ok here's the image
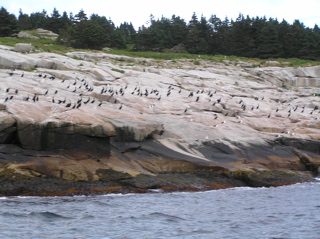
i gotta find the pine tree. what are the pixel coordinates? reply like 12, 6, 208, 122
48, 8, 62, 33
18, 9, 32, 30
72, 20, 108, 49
0, 7, 18, 36
29, 10, 48, 29
185, 13, 209, 54
257, 19, 283, 58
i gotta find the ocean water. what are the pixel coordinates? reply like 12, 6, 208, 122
1, 180, 320, 239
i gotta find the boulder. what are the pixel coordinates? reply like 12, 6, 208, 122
265, 60, 281, 67
18, 31, 39, 40
14, 43, 33, 53
36, 28, 58, 40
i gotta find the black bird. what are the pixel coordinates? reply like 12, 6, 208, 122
4, 97, 8, 102
5, 88, 10, 93
66, 101, 72, 107
54, 90, 58, 94
98, 101, 102, 107
217, 98, 221, 103
15, 89, 18, 94
119, 104, 123, 110
84, 98, 90, 104
196, 96, 199, 102
21, 73, 24, 77
157, 96, 161, 101
9, 72, 13, 76
9, 95, 13, 100
44, 90, 48, 95
184, 108, 188, 113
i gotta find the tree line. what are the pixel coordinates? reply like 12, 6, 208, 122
1, 6, 320, 60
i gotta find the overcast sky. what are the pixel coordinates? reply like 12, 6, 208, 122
2, 0, 320, 29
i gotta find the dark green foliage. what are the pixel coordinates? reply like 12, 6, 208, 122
0, 7, 18, 36
72, 20, 108, 49
29, 10, 48, 29
119, 22, 136, 44
18, 9, 32, 30
2, 6, 320, 59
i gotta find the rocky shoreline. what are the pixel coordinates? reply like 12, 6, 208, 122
1, 45, 320, 196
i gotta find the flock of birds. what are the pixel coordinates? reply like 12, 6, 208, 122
1, 69, 320, 138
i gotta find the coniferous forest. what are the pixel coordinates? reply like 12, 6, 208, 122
1, 6, 320, 60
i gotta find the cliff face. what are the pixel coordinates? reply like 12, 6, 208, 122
0, 47, 320, 196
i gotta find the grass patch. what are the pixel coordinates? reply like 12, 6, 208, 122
25, 67, 37, 71
111, 68, 125, 74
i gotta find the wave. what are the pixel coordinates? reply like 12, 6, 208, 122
29, 211, 73, 220
147, 212, 187, 222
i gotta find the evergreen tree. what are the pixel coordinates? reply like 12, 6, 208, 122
74, 9, 88, 22
170, 15, 188, 46
29, 10, 48, 29
47, 8, 62, 33
229, 14, 255, 57
72, 20, 108, 49
0, 7, 18, 36
119, 22, 136, 44
18, 9, 32, 30
185, 13, 209, 54
257, 19, 283, 58
110, 29, 127, 49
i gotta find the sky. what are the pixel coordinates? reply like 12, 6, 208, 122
2, 0, 320, 29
